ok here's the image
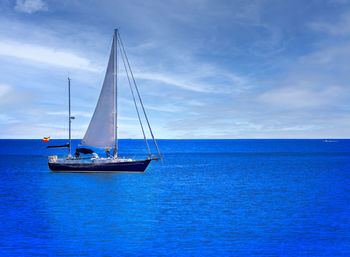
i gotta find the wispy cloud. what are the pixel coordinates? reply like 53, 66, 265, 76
0, 114, 18, 124
47, 111, 91, 118
15, 0, 48, 14
47, 111, 138, 121
327, 0, 350, 4
119, 98, 183, 113
128, 61, 250, 95
309, 11, 350, 36
258, 84, 343, 109
0, 84, 11, 98
0, 83, 34, 107
0, 40, 100, 72
134, 72, 213, 93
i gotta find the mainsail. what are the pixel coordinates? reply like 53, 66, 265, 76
81, 35, 117, 148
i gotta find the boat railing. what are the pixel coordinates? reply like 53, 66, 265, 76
48, 155, 57, 163
148, 154, 162, 161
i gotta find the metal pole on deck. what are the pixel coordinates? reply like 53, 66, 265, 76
68, 77, 72, 159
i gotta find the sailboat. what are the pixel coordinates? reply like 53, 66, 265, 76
48, 29, 161, 172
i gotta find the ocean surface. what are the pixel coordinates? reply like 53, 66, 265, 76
0, 139, 349, 256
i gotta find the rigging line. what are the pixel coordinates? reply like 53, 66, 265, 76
117, 31, 162, 159
117, 37, 151, 156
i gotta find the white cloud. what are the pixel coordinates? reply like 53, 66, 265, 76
134, 72, 213, 93
120, 98, 183, 113
0, 114, 18, 124
309, 11, 350, 36
0, 40, 100, 72
47, 111, 138, 121
299, 44, 350, 69
0, 84, 11, 98
328, 0, 350, 4
131, 67, 249, 94
15, 0, 48, 14
0, 83, 34, 107
258, 84, 342, 109
47, 111, 91, 118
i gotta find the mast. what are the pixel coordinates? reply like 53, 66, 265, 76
68, 77, 72, 159
113, 29, 118, 158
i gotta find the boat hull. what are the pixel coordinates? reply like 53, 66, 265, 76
48, 159, 152, 173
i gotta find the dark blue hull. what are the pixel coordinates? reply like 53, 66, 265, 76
48, 159, 152, 173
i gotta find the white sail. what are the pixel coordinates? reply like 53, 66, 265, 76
80, 36, 116, 148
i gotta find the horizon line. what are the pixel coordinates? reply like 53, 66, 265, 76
0, 138, 349, 140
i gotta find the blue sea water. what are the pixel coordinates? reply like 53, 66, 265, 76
0, 139, 349, 256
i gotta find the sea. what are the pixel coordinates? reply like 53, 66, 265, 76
0, 139, 349, 256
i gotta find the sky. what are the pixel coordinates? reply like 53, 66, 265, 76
0, 0, 350, 139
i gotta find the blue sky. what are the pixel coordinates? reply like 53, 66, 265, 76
0, 0, 349, 139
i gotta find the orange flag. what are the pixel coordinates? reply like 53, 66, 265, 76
43, 137, 50, 142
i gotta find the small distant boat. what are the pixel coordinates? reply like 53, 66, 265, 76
48, 29, 161, 173
323, 139, 337, 143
